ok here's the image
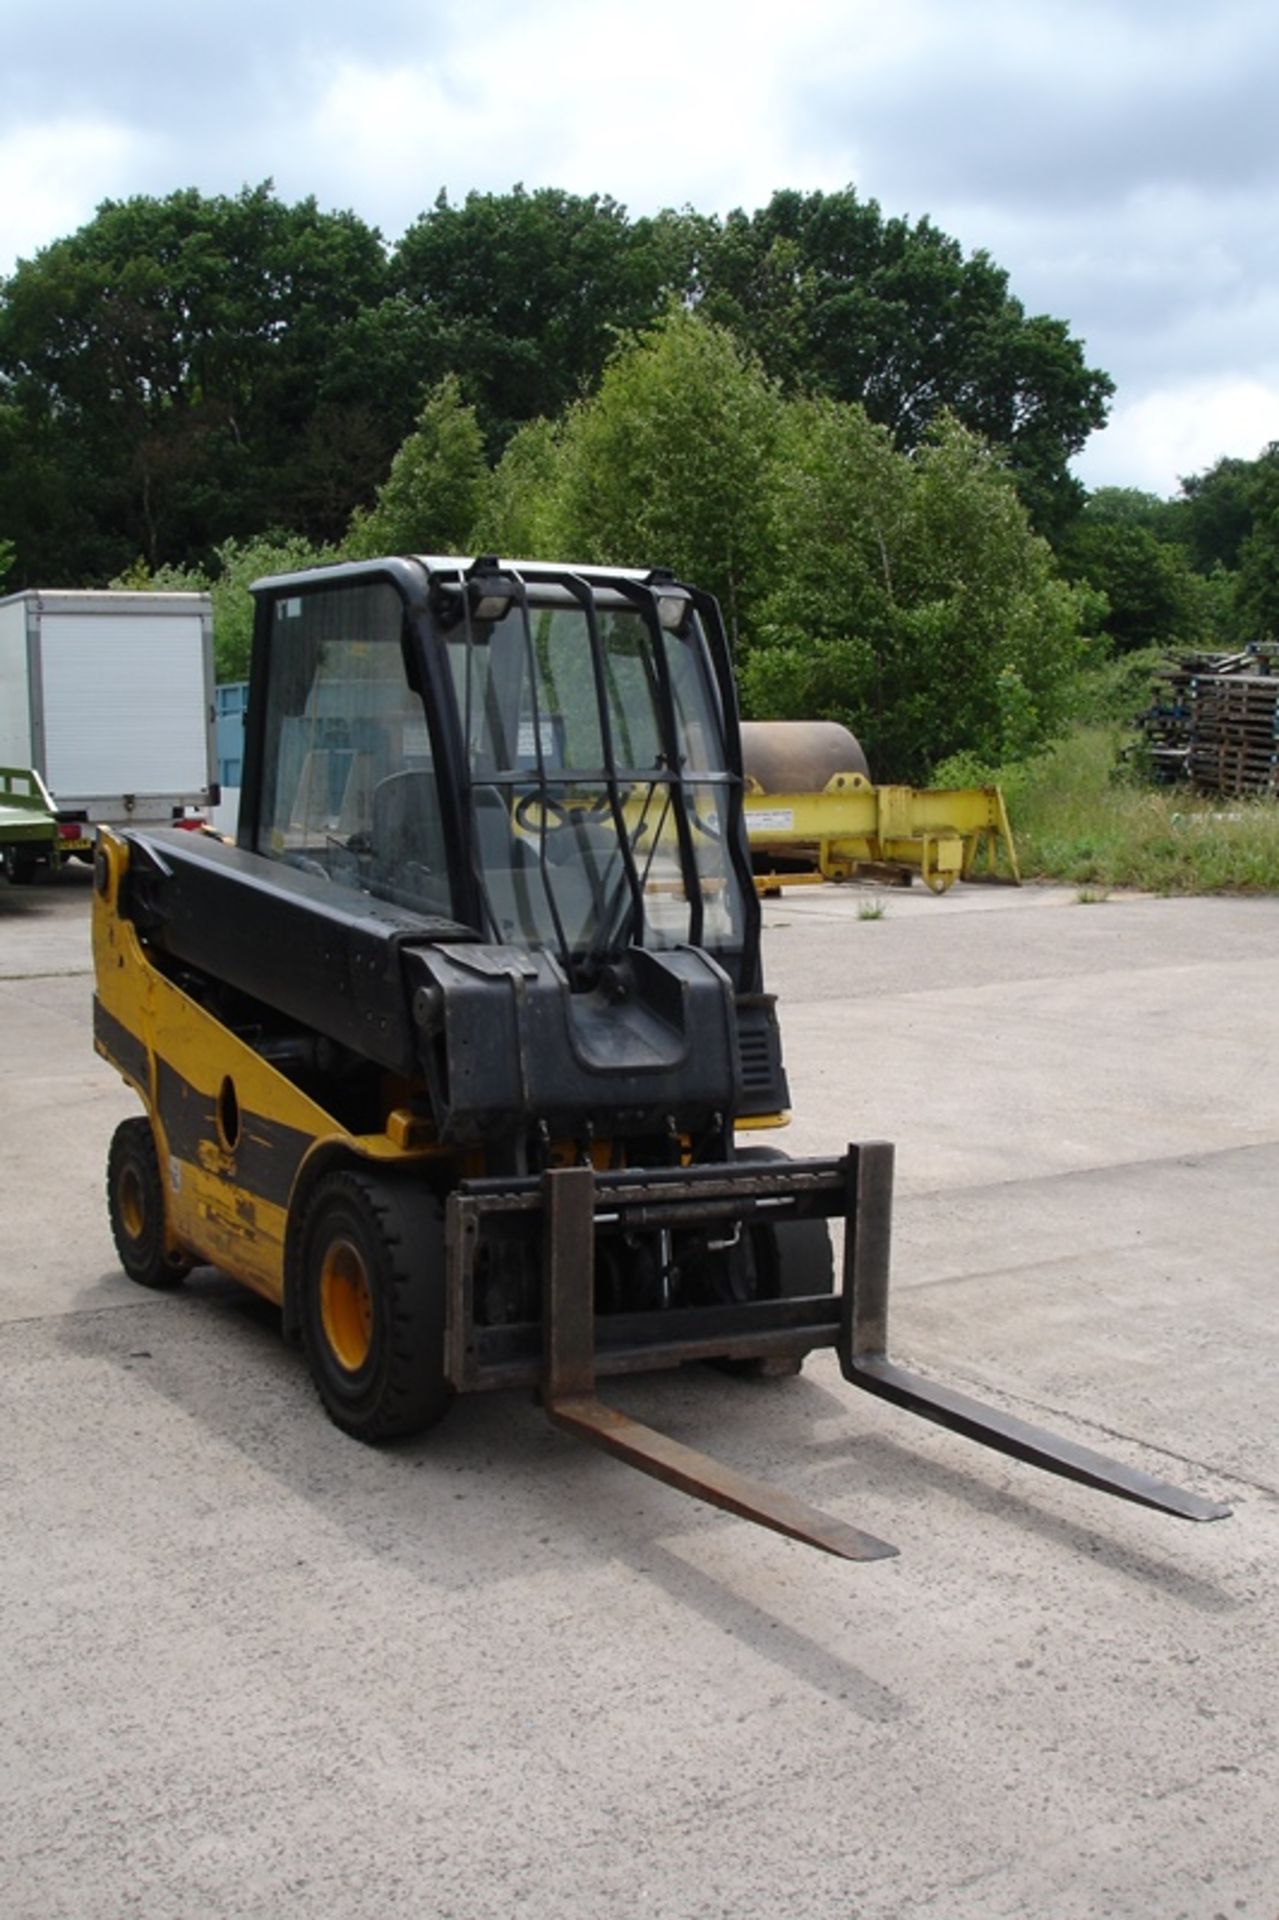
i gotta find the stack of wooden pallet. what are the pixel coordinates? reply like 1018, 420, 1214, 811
1140, 663, 1198, 785
1138, 648, 1279, 795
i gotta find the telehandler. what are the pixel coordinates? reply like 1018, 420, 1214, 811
93, 556, 1226, 1558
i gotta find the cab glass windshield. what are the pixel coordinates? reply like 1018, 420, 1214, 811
445, 596, 746, 968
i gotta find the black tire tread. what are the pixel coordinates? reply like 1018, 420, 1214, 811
736, 1146, 835, 1299
723, 1146, 833, 1378
298, 1168, 451, 1445
106, 1116, 191, 1289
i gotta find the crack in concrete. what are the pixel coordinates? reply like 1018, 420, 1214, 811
0, 968, 93, 982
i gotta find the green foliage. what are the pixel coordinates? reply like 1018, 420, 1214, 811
1129, 439, 1279, 645
745, 408, 1085, 781
994, 665, 1041, 763
345, 377, 487, 559
1063, 645, 1169, 729
0, 537, 13, 592
984, 727, 1279, 894
0, 184, 391, 577
391, 188, 698, 450
1143, 444, 1279, 647
0, 179, 1113, 586
21, 178, 1246, 803
1079, 485, 1185, 540
1058, 511, 1213, 653
116, 531, 335, 681
697, 187, 1112, 534
111, 554, 207, 594
0, 392, 112, 585
472, 312, 1086, 783
531, 311, 784, 648
1177, 453, 1268, 573
471, 419, 565, 557
209, 534, 339, 680
1056, 455, 1279, 663
1047, 447, 1279, 664
1232, 453, 1279, 642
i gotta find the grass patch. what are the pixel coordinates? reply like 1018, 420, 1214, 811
938, 726, 1279, 894
857, 900, 887, 920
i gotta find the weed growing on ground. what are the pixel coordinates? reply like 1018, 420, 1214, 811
936, 726, 1279, 894
857, 900, 887, 920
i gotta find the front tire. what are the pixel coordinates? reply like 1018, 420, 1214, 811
738, 1146, 835, 1300
730, 1146, 834, 1377
106, 1117, 191, 1288
298, 1169, 452, 1443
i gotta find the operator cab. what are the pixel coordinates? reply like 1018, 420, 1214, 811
243, 555, 760, 993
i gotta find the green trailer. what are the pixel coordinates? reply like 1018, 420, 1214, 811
0, 765, 58, 883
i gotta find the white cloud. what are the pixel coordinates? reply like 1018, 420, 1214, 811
283, 0, 863, 231
3, 0, 1279, 497
1075, 377, 1279, 494
0, 118, 159, 270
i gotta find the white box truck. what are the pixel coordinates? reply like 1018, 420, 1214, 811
0, 589, 218, 877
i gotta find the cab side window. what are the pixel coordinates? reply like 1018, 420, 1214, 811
256, 583, 451, 917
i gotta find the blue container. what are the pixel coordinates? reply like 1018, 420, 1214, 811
215, 681, 248, 789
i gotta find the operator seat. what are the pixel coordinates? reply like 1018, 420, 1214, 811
472, 785, 601, 952
370, 770, 450, 916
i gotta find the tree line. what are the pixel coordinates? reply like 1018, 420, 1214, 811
0, 179, 1108, 585
2, 181, 1277, 783
113, 320, 1092, 785
1056, 453, 1279, 659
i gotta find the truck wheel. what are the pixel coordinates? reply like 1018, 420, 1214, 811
106, 1117, 192, 1288
738, 1147, 835, 1300
731, 1146, 835, 1378
298, 1169, 453, 1443
4, 850, 38, 885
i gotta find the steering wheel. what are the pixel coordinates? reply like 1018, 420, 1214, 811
579, 791, 623, 822
514, 790, 632, 833
514, 791, 569, 833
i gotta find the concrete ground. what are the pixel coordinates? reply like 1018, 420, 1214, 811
1, 866, 1275, 1919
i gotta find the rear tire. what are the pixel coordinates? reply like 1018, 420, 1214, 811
106, 1117, 191, 1289
298, 1169, 452, 1443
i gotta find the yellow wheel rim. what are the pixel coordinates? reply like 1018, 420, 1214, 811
119, 1164, 146, 1241
320, 1238, 374, 1372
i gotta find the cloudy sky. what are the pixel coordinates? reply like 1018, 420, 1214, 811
4, 0, 1277, 497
